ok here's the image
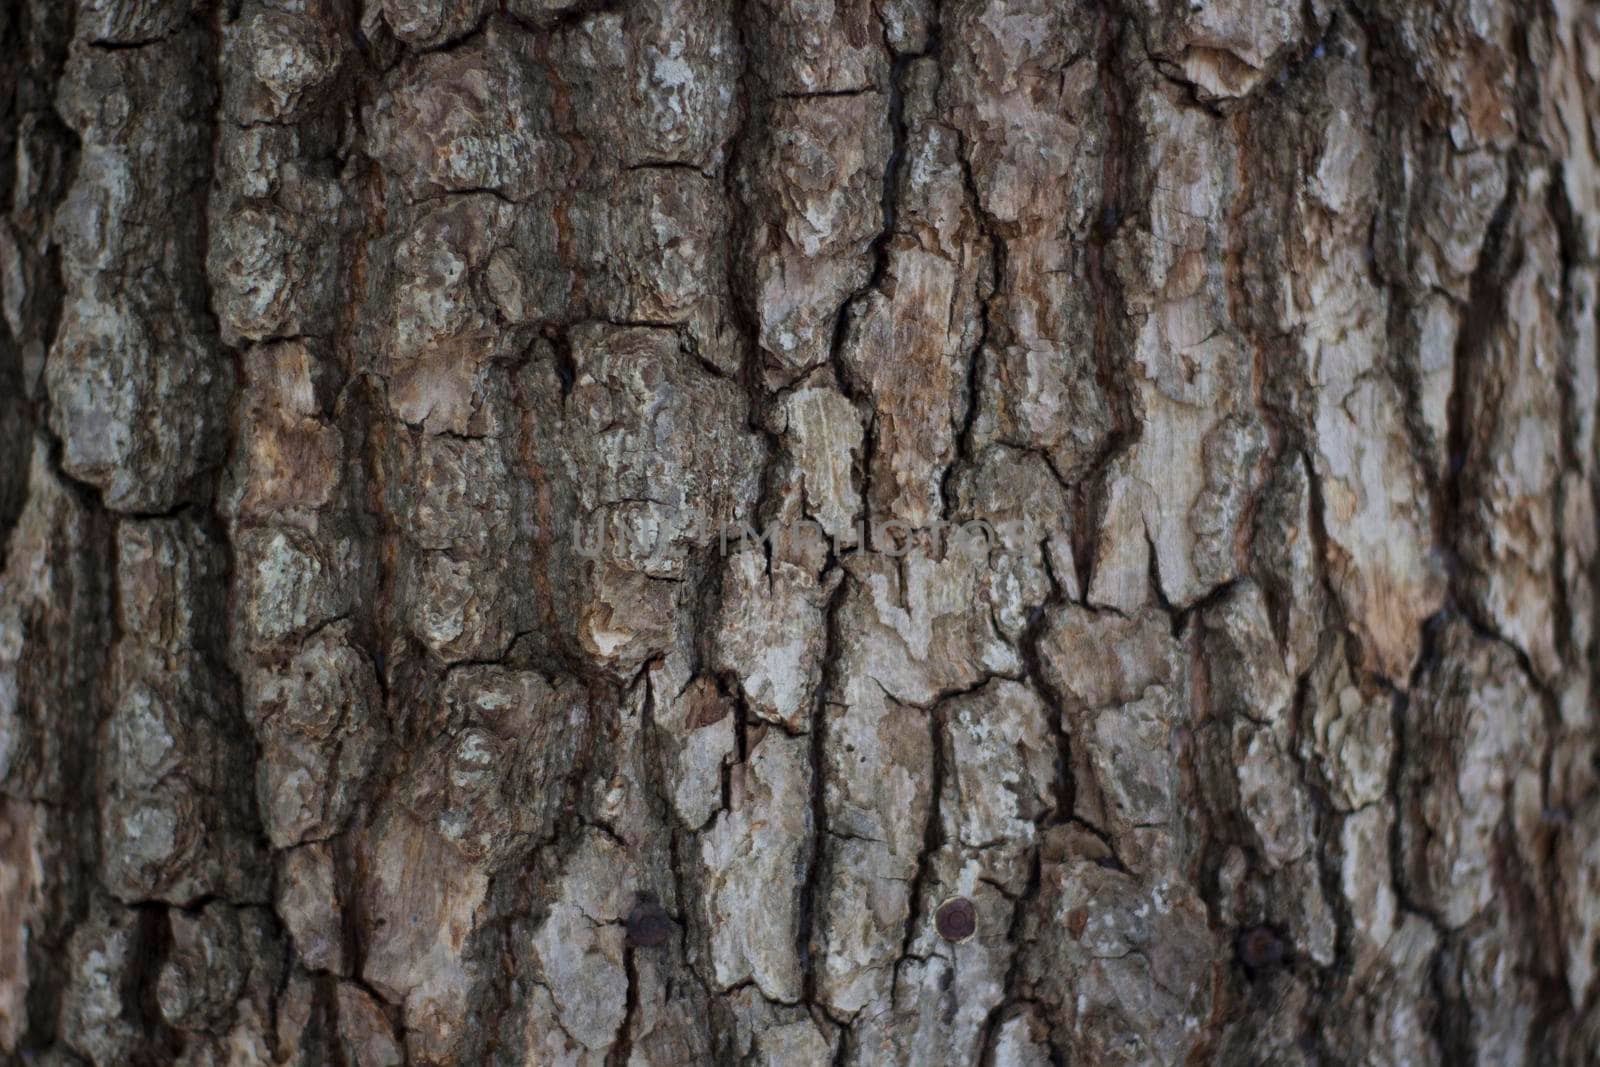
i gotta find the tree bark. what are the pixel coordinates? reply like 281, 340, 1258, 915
2, 0, 1599, 1064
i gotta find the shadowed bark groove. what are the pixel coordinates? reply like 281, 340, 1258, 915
2, 0, 1599, 1064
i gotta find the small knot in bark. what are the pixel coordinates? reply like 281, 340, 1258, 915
626, 899, 673, 948
1236, 924, 1287, 971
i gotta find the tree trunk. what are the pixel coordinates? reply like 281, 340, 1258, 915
2, 0, 1599, 1063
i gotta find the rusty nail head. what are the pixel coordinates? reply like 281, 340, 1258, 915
626, 900, 673, 949
935, 897, 977, 943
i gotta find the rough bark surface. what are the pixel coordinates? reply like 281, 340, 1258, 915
2, 0, 1599, 1064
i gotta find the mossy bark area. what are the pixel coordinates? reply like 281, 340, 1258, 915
2, 0, 1599, 1064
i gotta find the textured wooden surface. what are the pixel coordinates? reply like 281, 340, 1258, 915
2, 0, 1599, 1063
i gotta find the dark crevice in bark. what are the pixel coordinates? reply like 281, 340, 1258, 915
1547, 236, 1584, 681
800, 569, 853, 1008
606, 944, 641, 1067
1145, 63, 1231, 118
15, 0, 90, 519
499, 0, 625, 39
200, 0, 281, 934
1072, 0, 1141, 605
774, 87, 879, 100
722, 0, 786, 554
3, 2, 111, 1060
1441, 170, 1519, 593
828, 1014, 853, 1067
1434, 166, 1575, 1044
1019, 544, 1078, 833
940, 274, 994, 526
1290, 667, 1362, 1058
974, 847, 1043, 1067
823, 45, 916, 537
893, 696, 947, 1001
1293, 448, 1353, 675
1388, 613, 1457, 1061
128, 902, 184, 1065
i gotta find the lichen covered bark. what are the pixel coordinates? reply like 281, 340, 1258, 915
2, 0, 1599, 1064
